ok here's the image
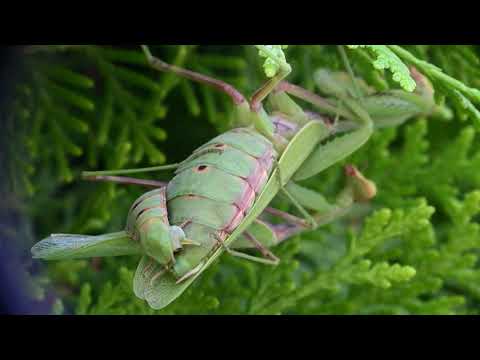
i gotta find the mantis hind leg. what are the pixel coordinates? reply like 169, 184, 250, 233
229, 178, 373, 263
82, 164, 180, 178
279, 186, 318, 229
81, 164, 180, 187
271, 157, 318, 229
83, 175, 167, 188
222, 247, 280, 266
243, 231, 280, 264
215, 233, 279, 266
282, 165, 376, 231
142, 45, 246, 106
238, 166, 377, 250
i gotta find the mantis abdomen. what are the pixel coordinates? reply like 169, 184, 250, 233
166, 127, 278, 278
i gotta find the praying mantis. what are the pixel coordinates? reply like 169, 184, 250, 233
31, 45, 437, 310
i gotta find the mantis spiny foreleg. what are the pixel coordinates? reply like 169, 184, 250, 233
276, 47, 375, 182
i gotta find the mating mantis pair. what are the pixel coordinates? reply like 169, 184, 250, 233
32, 45, 437, 310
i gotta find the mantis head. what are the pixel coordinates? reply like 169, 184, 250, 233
140, 223, 187, 267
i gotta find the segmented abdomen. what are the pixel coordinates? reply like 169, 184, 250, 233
166, 128, 277, 276
126, 188, 169, 242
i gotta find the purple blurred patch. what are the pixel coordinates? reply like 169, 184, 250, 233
0, 46, 59, 315
0, 242, 54, 315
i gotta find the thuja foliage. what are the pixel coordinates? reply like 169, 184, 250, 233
14, 45, 480, 315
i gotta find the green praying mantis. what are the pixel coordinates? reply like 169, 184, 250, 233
31, 45, 439, 310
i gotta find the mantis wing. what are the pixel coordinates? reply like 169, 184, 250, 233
31, 232, 142, 260
143, 268, 201, 310
134, 255, 196, 309
133, 256, 161, 299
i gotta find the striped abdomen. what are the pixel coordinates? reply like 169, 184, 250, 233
126, 188, 170, 242
166, 127, 277, 277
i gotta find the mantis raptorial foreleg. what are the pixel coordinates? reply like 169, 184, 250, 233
295, 109, 373, 182
268, 46, 374, 183
274, 82, 374, 181
265, 86, 374, 227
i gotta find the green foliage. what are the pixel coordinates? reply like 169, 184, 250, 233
15, 45, 480, 314
390, 45, 480, 129
348, 45, 417, 92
